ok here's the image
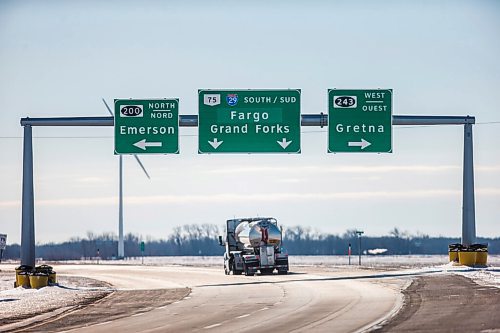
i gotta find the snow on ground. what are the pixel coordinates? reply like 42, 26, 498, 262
436, 262, 500, 288
0, 255, 498, 327
0, 272, 112, 326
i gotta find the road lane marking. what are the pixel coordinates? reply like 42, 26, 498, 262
236, 314, 250, 319
94, 321, 112, 326
258, 307, 269, 311
132, 313, 145, 317
204, 323, 222, 329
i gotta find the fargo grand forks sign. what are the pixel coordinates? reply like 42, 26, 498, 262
198, 90, 301, 153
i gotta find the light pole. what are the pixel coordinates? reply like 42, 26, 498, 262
348, 243, 352, 265
356, 230, 364, 265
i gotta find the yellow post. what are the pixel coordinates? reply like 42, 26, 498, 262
29, 274, 48, 289
458, 251, 476, 266
48, 272, 57, 284
17, 272, 31, 288
475, 251, 488, 265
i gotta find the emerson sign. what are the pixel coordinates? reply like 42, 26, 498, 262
114, 99, 179, 154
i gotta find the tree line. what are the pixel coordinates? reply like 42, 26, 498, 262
2, 225, 499, 260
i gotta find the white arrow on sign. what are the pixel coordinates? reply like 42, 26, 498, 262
208, 138, 223, 149
277, 138, 292, 149
133, 139, 163, 151
348, 138, 371, 150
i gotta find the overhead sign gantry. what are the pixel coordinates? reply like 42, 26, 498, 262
18, 90, 477, 267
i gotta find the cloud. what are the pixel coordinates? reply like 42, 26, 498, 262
1, 188, 499, 208
476, 165, 500, 172
203, 164, 463, 175
76, 177, 110, 183
276, 178, 305, 184
201, 164, 500, 176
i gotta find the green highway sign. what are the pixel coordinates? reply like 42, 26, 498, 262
328, 89, 392, 153
198, 90, 301, 153
140, 241, 145, 252
114, 99, 179, 154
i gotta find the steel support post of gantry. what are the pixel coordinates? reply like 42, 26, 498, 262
20, 124, 35, 267
462, 123, 476, 246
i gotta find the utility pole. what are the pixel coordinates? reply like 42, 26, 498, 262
348, 243, 352, 265
140, 241, 145, 265
356, 230, 364, 265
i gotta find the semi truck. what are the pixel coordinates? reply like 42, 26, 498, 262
218, 217, 289, 276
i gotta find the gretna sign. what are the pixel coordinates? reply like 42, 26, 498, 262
328, 89, 392, 153
198, 90, 301, 153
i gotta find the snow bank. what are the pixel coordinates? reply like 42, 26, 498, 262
0, 272, 112, 327
436, 262, 500, 288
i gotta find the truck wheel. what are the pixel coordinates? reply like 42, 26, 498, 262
243, 264, 254, 276
260, 268, 273, 275
232, 262, 242, 275
278, 270, 288, 275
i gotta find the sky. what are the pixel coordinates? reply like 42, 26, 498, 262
0, 0, 499, 244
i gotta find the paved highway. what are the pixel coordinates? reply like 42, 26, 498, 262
48, 265, 403, 333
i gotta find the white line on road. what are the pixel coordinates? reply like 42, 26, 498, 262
236, 314, 251, 319
204, 323, 222, 329
94, 321, 112, 326
60, 320, 112, 333
258, 307, 269, 311
131, 313, 144, 317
